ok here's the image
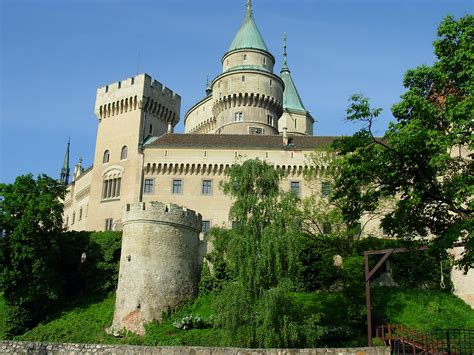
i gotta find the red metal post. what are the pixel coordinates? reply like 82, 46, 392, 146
365, 252, 372, 346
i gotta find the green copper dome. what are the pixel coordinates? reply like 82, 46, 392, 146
228, 1, 269, 53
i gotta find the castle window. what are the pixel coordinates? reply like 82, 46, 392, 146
234, 112, 243, 122
201, 220, 211, 235
172, 179, 183, 194
202, 179, 212, 195
131, 77, 135, 85
144, 178, 154, 194
241, 75, 245, 82
79, 207, 83, 221
121, 146, 128, 160
72, 212, 75, 225
323, 222, 332, 235
290, 181, 300, 198
321, 181, 331, 198
118, 81, 121, 89
249, 126, 263, 135
270, 79, 272, 87
203, 150, 207, 158
149, 124, 153, 135
102, 176, 121, 200
103, 150, 110, 164
267, 115, 274, 126
263, 56, 266, 64
105, 85, 109, 93
105, 218, 113, 231
65, 215, 69, 227
243, 54, 247, 61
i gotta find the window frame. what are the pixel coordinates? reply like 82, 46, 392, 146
103, 150, 110, 164
121, 145, 128, 160
290, 181, 301, 198
172, 179, 183, 194
201, 220, 211, 235
143, 178, 155, 194
201, 179, 212, 195
234, 112, 243, 122
105, 218, 114, 231
321, 181, 331, 198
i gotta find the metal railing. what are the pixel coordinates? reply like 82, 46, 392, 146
376, 324, 474, 354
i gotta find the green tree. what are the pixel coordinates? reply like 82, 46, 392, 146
331, 15, 473, 270
0, 174, 66, 336
211, 159, 324, 348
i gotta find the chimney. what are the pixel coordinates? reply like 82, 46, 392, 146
282, 127, 288, 146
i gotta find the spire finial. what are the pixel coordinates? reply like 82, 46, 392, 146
246, 0, 252, 17
60, 137, 71, 185
283, 32, 288, 65
205, 75, 212, 96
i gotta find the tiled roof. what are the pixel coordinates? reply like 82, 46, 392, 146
144, 133, 338, 151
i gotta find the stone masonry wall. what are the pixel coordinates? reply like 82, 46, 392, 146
0, 341, 390, 354
111, 202, 202, 335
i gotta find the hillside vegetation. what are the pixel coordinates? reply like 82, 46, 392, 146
3, 288, 473, 346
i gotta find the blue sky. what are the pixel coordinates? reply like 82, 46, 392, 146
0, 0, 471, 183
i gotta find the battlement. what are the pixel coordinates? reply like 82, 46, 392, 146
96, 74, 180, 100
94, 73, 181, 123
122, 201, 201, 232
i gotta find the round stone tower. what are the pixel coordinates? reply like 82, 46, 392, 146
212, 0, 284, 135
111, 201, 202, 335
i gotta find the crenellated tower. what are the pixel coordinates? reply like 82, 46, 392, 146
85, 73, 181, 231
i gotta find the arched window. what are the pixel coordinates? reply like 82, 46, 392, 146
103, 150, 110, 163
121, 145, 128, 160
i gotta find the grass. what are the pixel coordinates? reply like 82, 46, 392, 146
372, 287, 474, 330
16, 293, 118, 344
2, 288, 473, 346
13, 292, 226, 346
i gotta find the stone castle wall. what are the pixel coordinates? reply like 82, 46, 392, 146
0, 341, 390, 354
111, 202, 202, 335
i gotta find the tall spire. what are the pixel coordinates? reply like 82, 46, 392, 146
246, 0, 252, 17
283, 32, 288, 70
60, 138, 70, 185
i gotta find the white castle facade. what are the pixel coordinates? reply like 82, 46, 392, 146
62, 1, 381, 236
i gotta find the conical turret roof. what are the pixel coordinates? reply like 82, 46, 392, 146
280, 34, 306, 112
228, 1, 269, 53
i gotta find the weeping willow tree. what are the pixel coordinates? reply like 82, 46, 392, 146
209, 159, 324, 348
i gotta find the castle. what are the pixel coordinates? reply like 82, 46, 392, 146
60, 1, 473, 325
62, 0, 385, 237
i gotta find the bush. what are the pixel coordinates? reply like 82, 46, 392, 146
58, 231, 122, 298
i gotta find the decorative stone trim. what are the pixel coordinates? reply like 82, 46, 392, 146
144, 162, 328, 178
74, 185, 90, 201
